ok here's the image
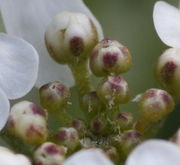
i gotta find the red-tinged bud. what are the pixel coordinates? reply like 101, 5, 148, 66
136, 88, 175, 122
7, 101, 48, 145
90, 39, 132, 77
34, 142, 67, 165
97, 75, 130, 106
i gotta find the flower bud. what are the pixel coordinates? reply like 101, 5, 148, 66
7, 101, 48, 145
45, 12, 98, 64
71, 120, 86, 137
137, 88, 175, 122
97, 75, 130, 106
170, 128, 180, 147
156, 48, 180, 99
81, 91, 104, 119
39, 81, 70, 113
90, 39, 132, 77
54, 127, 79, 152
120, 130, 142, 155
90, 114, 108, 136
34, 142, 67, 165
114, 112, 133, 131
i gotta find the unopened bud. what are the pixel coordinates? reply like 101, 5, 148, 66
71, 120, 86, 137
120, 130, 142, 155
156, 48, 180, 99
81, 91, 104, 119
114, 112, 133, 131
97, 75, 130, 106
90, 39, 132, 77
34, 142, 67, 165
54, 127, 79, 152
137, 88, 175, 122
7, 101, 48, 145
39, 81, 70, 113
90, 114, 108, 136
45, 12, 98, 64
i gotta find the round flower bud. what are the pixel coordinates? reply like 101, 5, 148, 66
90, 39, 132, 77
90, 114, 108, 136
81, 91, 104, 119
7, 101, 48, 145
114, 112, 133, 131
156, 48, 180, 99
97, 76, 130, 106
34, 142, 67, 165
71, 120, 86, 137
137, 88, 175, 122
45, 12, 98, 64
39, 81, 70, 113
54, 127, 79, 152
120, 130, 142, 155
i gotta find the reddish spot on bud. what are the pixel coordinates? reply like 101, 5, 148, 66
44, 145, 59, 155
30, 104, 46, 117
124, 131, 141, 140
109, 76, 122, 92
117, 112, 128, 121
161, 61, 177, 84
146, 89, 156, 98
56, 84, 66, 96
57, 130, 67, 141
72, 120, 80, 128
120, 46, 129, 56
26, 125, 44, 137
161, 92, 171, 104
92, 119, 102, 134
103, 53, 118, 67
70, 36, 84, 56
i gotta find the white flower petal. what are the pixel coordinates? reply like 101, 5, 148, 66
63, 149, 114, 165
0, 147, 31, 165
0, 88, 10, 131
0, 33, 39, 99
153, 1, 180, 48
0, 0, 104, 87
126, 139, 180, 165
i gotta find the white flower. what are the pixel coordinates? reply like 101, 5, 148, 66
0, 146, 31, 165
63, 148, 114, 165
0, 33, 39, 130
0, 0, 104, 88
153, 1, 180, 48
125, 139, 180, 165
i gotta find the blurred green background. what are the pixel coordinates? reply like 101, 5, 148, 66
0, 0, 179, 138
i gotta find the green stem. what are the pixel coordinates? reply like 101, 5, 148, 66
179, 0, 180, 9
69, 60, 92, 96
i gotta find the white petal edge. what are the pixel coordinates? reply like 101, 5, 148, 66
0, 33, 39, 99
153, 1, 180, 48
0, 147, 31, 165
0, 0, 104, 88
125, 139, 180, 165
63, 149, 114, 165
0, 88, 10, 131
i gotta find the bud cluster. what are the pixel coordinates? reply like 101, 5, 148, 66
2, 11, 177, 165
